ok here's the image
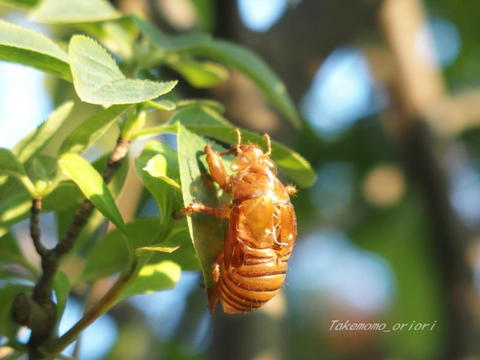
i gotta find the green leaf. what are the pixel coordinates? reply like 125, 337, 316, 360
147, 219, 200, 271
0, 180, 80, 238
177, 124, 225, 287
145, 99, 176, 111
166, 57, 228, 88
0, 149, 36, 195
0, 232, 23, 264
189, 0, 214, 32
169, 105, 231, 126
186, 40, 301, 128
136, 244, 180, 255
173, 106, 315, 187
43, 181, 83, 212
131, 14, 210, 52
0, 193, 31, 236
69, 35, 177, 106
135, 141, 181, 225
0, 0, 39, 9
136, 106, 316, 187
56, 153, 130, 244
0, 19, 70, 80
176, 98, 225, 113
60, 104, 130, 154
53, 271, 70, 321
0, 153, 129, 236
143, 155, 181, 189
58, 153, 126, 233
157, 222, 200, 271
118, 260, 181, 301
78, 18, 139, 60
81, 218, 156, 280
12, 102, 74, 163
26, 155, 59, 196
30, 0, 121, 23
82, 217, 192, 280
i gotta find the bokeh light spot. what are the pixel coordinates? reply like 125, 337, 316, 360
59, 298, 117, 360
237, 0, 288, 32
314, 162, 354, 218
288, 230, 395, 316
416, 16, 461, 68
301, 47, 380, 137
363, 164, 406, 207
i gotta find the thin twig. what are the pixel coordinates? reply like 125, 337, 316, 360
30, 198, 46, 257
45, 259, 138, 359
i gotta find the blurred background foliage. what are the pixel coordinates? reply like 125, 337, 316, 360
2, 0, 480, 359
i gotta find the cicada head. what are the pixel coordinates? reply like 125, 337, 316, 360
231, 145, 275, 173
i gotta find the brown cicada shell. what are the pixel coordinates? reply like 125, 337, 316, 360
179, 129, 297, 314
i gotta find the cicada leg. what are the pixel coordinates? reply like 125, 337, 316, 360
177, 203, 231, 219
204, 145, 232, 193
204, 128, 243, 192
263, 132, 272, 156
207, 251, 225, 314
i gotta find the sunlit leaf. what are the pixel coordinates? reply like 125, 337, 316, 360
0, 153, 129, 235
186, 40, 301, 128
143, 154, 181, 189
0, 193, 31, 237
166, 57, 228, 88
81, 217, 196, 280
59, 104, 130, 154
148, 219, 200, 271
136, 245, 180, 254
30, 0, 121, 23
131, 14, 210, 51
77, 18, 139, 60
0, 149, 36, 195
82, 218, 161, 280
0, 19, 70, 80
27, 155, 59, 196
12, 101, 74, 163
58, 153, 126, 233
0, 0, 39, 8
0, 232, 23, 264
177, 124, 225, 287
69, 35, 177, 105
176, 98, 225, 113
118, 260, 181, 301
135, 141, 181, 225
146, 99, 176, 111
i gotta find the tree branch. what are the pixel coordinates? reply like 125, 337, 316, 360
15, 137, 131, 359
